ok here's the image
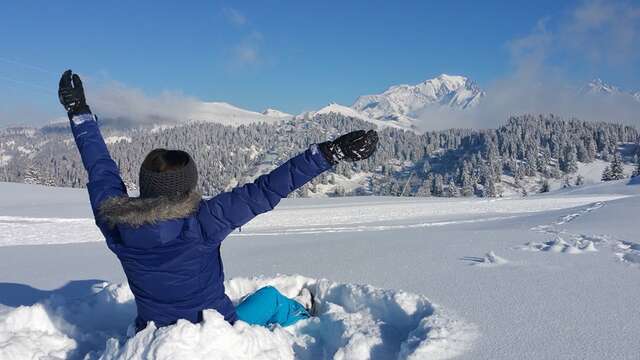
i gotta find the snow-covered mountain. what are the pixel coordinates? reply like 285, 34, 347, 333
580, 78, 620, 95
298, 75, 639, 133
296, 103, 408, 130
303, 103, 369, 122
580, 78, 640, 104
262, 108, 292, 118
118, 75, 640, 132
352, 74, 484, 117
187, 102, 288, 126
298, 74, 485, 132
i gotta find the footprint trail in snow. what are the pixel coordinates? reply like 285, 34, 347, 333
524, 202, 607, 254
524, 201, 639, 269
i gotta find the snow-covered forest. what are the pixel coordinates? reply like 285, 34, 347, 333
1, 114, 638, 198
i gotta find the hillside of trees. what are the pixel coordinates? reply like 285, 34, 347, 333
1, 114, 638, 198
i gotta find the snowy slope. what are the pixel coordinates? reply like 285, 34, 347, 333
0, 180, 639, 359
497, 159, 638, 197
1, 181, 629, 247
262, 108, 292, 118
186, 102, 287, 126
298, 103, 410, 131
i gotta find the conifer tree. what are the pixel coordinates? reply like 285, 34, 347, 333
416, 179, 432, 197
560, 145, 578, 173
2, 112, 638, 198
23, 166, 41, 185
609, 152, 625, 180
601, 165, 613, 181
447, 179, 460, 197
456, 160, 474, 197
540, 179, 550, 193
432, 174, 444, 197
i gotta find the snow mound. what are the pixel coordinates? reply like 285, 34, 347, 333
0, 275, 475, 360
521, 237, 598, 254
616, 241, 640, 266
0, 281, 135, 360
462, 251, 509, 267
0, 304, 76, 359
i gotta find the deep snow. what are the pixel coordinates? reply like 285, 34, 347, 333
0, 276, 474, 360
0, 180, 638, 359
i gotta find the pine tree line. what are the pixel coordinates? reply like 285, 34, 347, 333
0, 114, 638, 197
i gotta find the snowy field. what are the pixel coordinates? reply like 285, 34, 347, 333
0, 180, 639, 359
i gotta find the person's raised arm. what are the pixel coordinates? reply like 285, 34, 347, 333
58, 70, 126, 241
198, 130, 379, 243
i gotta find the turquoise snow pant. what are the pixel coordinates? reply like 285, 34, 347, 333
235, 286, 310, 327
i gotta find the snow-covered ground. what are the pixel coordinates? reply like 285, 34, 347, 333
497, 159, 638, 197
0, 180, 638, 359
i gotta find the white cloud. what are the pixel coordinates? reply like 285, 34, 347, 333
562, 0, 640, 65
223, 7, 247, 27
507, 18, 552, 76
220, 6, 267, 70
89, 81, 198, 126
414, 0, 640, 131
235, 45, 258, 64
230, 31, 265, 68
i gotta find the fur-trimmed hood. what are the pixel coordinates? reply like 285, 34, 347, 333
99, 191, 202, 228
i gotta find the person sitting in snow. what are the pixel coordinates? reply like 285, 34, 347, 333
58, 70, 379, 332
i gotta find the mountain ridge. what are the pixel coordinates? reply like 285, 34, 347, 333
2, 75, 637, 133
349, 74, 484, 130
581, 78, 640, 101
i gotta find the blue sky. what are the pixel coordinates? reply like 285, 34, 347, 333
0, 0, 638, 125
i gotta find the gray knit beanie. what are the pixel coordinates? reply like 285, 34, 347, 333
138, 150, 198, 199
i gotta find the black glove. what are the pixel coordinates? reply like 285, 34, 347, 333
319, 130, 379, 165
58, 69, 91, 119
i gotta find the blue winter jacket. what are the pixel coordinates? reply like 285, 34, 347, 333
70, 114, 332, 331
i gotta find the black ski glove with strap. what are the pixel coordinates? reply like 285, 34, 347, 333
58, 69, 92, 120
319, 130, 379, 165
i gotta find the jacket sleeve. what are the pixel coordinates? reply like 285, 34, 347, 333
198, 144, 333, 243
70, 114, 127, 245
